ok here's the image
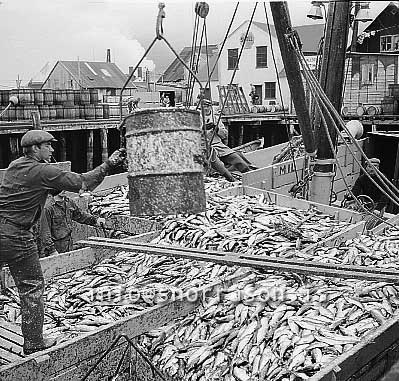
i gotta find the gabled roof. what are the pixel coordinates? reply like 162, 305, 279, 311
228, 21, 324, 53
44, 61, 136, 89
362, 1, 399, 34
159, 45, 219, 83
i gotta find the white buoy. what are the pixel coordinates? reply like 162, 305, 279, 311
9, 96, 19, 106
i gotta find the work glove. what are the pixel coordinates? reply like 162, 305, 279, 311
96, 217, 106, 227
107, 148, 127, 168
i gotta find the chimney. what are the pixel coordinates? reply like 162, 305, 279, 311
106, 49, 111, 63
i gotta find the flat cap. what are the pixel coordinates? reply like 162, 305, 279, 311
368, 157, 380, 165
21, 130, 57, 147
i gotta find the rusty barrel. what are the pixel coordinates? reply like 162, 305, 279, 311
124, 108, 206, 216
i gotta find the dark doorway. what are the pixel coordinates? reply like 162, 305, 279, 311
254, 85, 262, 105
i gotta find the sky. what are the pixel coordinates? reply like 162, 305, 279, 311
0, 0, 390, 88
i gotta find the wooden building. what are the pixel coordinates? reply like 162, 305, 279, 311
42, 60, 137, 102
342, 2, 399, 117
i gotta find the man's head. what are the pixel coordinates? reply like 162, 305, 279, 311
366, 157, 380, 175
21, 130, 57, 162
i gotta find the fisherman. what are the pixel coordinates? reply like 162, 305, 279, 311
345, 157, 389, 213
127, 97, 140, 113
38, 190, 106, 257
249, 83, 259, 105
0, 130, 127, 355
206, 121, 253, 182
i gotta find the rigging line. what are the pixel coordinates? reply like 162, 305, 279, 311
203, 18, 215, 124
297, 48, 399, 207
211, 2, 258, 149
189, 20, 206, 107
314, 91, 398, 231
297, 49, 399, 208
186, 12, 200, 106
196, 2, 240, 111
263, 2, 299, 184
298, 51, 399, 207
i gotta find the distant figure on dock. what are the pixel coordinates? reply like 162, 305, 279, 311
161, 94, 171, 107
206, 121, 255, 182
249, 83, 259, 105
38, 190, 106, 257
127, 97, 140, 113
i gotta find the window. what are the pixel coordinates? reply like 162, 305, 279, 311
381, 35, 399, 52
137, 67, 143, 78
228, 49, 239, 70
256, 46, 268, 68
264, 82, 276, 99
361, 63, 375, 85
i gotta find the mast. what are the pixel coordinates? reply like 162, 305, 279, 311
310, 0, 351, 203
270, 1, 316, 155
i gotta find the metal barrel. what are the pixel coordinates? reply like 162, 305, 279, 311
356, 105, 366, 117
33, 90, 44, 105
43, 89, 54, 105
63, 105, 76, 119
48, 105, 57, 119
39, 105, 50, 120
23, 105, 39, 119
84, 104, 95, 120
89, 89, 99, 104
65, 90, 75, 106
124, 108, 206, 216
55, 105, 64, 119
95, 105, 103, 119
80, 90, 90, 105
367, 105, 382, 116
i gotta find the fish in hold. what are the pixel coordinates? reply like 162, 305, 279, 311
152, 192, 354, 256
138, 272, 399, 381
0, 250, 243, 344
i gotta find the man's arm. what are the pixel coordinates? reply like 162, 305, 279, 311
39, 149, 127, 193
69, 198, 98, 226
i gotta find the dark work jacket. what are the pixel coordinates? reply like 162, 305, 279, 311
0, 156, 110, 229
39, 195, 97, 256
352, 173, 389, 211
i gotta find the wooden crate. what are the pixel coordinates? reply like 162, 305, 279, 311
0, 233, 248, 380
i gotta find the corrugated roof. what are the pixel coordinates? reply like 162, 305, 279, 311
46, 61, 135, 89
159, 45, 219, 83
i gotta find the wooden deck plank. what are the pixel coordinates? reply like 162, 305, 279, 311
0, 337, 23, 357
0, 327, 24, 347
79, 238, 399, 282
0, 347, 23, 364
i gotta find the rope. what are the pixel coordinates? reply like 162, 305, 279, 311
196, 2, 240, 111
296, 47, 399, 208
186, 12, 200, 106
263, 2, 299, 184
189, 21, 206, 107
294, 44, 399, 216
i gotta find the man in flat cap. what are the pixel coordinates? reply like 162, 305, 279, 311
347, 157, 389, 213
0, 129, 127, 355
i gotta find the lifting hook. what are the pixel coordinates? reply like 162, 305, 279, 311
156, 2, 166, 40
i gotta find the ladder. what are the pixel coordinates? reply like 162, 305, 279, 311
217, 84, 250, 115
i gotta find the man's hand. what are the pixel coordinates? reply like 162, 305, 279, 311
108, 148, 127, 167
96, 217, 106, 227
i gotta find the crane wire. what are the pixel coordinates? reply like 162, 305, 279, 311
203, 18, 215, 125
298, 51, 399, 208
208, 2, 258, 156
263, 2, 299, 184
186, 12, 200, 107
188, 19, 206, 107
196, 2, 240, 112
294, 43, 399, 210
